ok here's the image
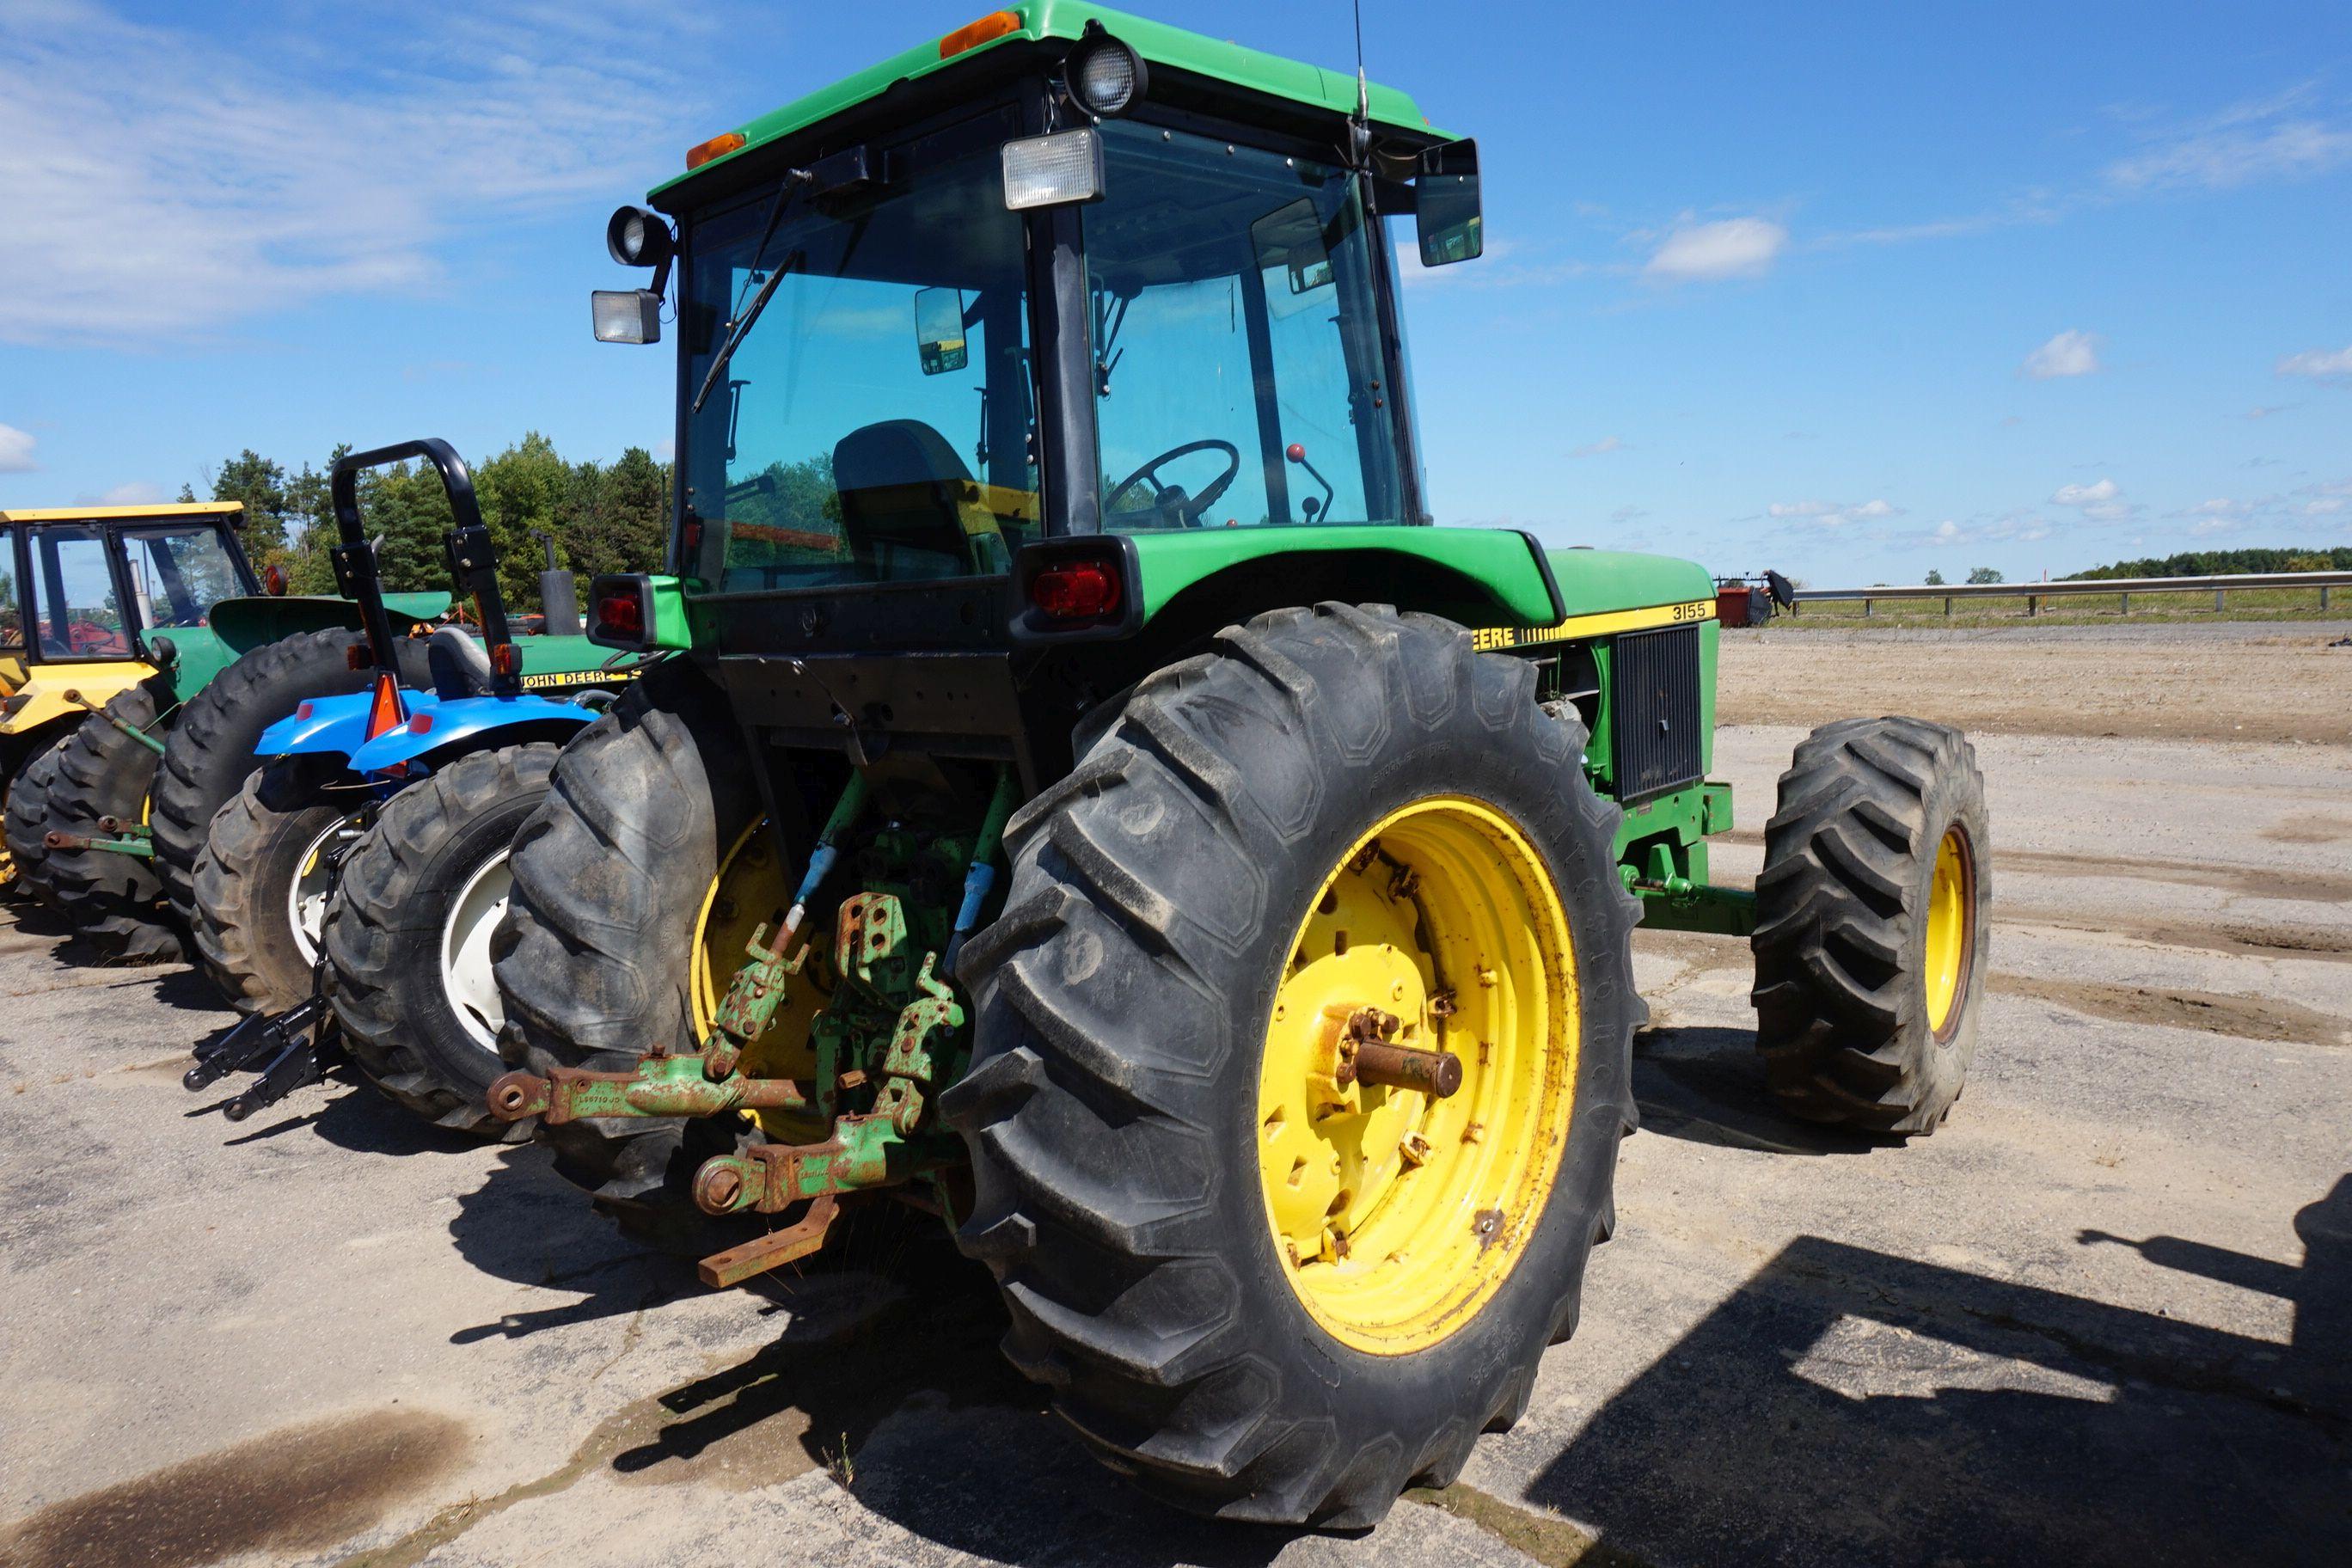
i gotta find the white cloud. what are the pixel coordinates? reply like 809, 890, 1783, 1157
2189, 497, 2252, 518
1768, 497, 1904, 529
2050, 477, 2132, 523
0, 1, 720, 345
2247, 404, 2288, 419
2303, 498, 2345, 516
0, 422, 36, 473
2106, 86, 2352, 192
2023, 329, 2102, 379
1894, 514, 2049, 550
1571, 436, 1625, 457
2277, 345, 2352, 380
1644, 217, 1788, 283
99, 481, 165, 505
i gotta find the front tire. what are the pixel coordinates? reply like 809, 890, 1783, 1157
191, 761, 361, 1014
943, 603, 1643, 1526
1750, 715, 1989, 1133
326, 744, 560, 1138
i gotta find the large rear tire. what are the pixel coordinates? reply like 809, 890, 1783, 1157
3, 740, 65, 905
43, 685, 180, 961
1750, 715, 1989, 1133
151, 628, 420, 934
491, 662, 768, 1251
942, 603, 1643, 1526
325, 743, 560, 1138
190, 760, 362, 1014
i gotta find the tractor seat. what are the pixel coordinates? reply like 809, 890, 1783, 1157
427, 624, 493, 699
832, 420, 997, 579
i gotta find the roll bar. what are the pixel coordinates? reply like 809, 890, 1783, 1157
327, 438, 519, 696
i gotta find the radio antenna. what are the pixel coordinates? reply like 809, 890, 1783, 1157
1352, 0, 1369, 121
1348, 0, 1372, 163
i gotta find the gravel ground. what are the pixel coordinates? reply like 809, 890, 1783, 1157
1, 630, 2347, 1568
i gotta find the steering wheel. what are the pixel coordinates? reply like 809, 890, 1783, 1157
1104, 439, 1242, 527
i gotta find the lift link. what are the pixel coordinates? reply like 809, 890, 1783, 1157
486, 1051, 813, 1124
62, 689, 170, 756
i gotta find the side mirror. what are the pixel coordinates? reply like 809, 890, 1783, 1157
915, 286, 969, 375
1415, 138, 1482, 266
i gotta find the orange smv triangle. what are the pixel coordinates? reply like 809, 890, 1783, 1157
364, 668, 407, 739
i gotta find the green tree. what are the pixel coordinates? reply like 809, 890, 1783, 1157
1965, 566, 2004, 585
603, 446, 671, 578
474, 432, 572, 610
1924, 568, 1945, 585
207, 449, 295, 558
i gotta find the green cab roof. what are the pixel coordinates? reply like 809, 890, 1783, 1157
651, 1, 1432, 203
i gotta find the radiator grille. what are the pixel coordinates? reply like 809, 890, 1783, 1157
1609, 624, 1703, 801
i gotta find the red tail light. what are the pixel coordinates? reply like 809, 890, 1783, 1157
1029, 559, 1122, 622
262, 564, 287, 597
294, 701, 314, 720
597, 590, 646, 641
490, 642, 522, 678
408, 712, 434, 734
346, 644, 371, 671
364, 670, 407, 740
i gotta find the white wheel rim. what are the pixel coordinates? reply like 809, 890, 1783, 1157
288, 816, 360, 964
439, 848, 511, 1058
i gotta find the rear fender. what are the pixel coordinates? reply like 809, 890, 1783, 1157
346, 693, 593, 775
259, 688, 445, 759
0, 662, 156, 738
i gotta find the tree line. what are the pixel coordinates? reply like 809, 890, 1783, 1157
2065, 547, 2352, 581
187, 434, 671, 612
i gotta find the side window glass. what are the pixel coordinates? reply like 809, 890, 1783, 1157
25, 527, 132, 658
125, 526, 241, 627
0, 530, 21, 652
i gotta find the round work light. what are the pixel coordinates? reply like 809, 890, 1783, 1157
605, 205, 674, 269
1069, 37, 1147, 116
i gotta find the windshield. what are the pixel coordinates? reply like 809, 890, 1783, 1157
683, 107, 1038, 593
1, 527, 20, 652
1085, 120, 1403, 531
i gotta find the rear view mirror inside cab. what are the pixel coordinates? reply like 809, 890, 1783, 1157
915, 287, 969, 375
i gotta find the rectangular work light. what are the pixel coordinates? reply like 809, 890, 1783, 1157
591, 289, 663, 345
1001, 129, 1104, 210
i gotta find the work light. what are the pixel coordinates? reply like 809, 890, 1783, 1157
1069, 36, 1147, 116
1001, 129, 1105, 210
605, 205, 673, 269
591, 290, 663, 345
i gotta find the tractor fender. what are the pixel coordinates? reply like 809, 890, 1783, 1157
258, 688, 445, 759
0, 662, 156, 740
346, 692, 594, 775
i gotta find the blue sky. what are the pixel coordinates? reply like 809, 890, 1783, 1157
2, 0, 2347, 584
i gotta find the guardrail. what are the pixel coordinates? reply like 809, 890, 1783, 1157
1791, 570, 2350, 617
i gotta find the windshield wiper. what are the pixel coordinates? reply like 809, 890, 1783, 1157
693, 248, 805, 415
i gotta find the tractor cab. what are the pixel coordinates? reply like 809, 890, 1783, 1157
1, 503, 254, 746
591, 4, 1484, 646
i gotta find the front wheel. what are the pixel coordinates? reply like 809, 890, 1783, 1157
944, 603, 1643, 1526
326, 744, 560, 1137
1750, 715, 1989, 1132
191, 762, 363, 1014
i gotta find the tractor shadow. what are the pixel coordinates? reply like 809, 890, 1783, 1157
1632, 1024, 1904, 1156
1515, 1175, 2352, 1566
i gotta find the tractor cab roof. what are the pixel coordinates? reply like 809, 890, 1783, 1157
650, 1, 1436, 207
1, 502, 243, 524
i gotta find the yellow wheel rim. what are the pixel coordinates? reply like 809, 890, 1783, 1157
1923, 825, 1975, 1038
691, 817, 829, 1138
1256, 796, 1578, 1356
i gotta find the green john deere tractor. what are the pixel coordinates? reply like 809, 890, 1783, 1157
486, 3, 1989, 1526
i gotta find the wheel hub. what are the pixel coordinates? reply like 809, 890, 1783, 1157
1256, 796, 1578, 1354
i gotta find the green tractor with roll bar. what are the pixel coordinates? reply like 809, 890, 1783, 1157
483, 3, 1990, 1526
